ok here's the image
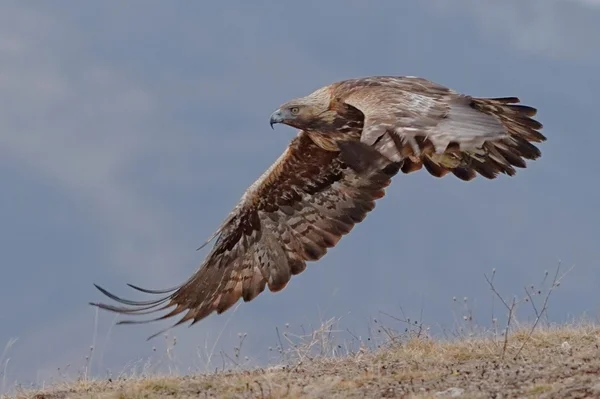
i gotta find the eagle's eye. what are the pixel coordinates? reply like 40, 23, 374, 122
290, 107, 300, 115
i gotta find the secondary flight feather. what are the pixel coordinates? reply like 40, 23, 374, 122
91, 75, 546, 339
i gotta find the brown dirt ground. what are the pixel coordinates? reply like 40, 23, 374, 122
10, 325, 600, 399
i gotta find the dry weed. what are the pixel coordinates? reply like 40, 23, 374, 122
8, 264, 600, 398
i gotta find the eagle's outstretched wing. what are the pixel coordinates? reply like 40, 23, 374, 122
335, 76, 546, 180
90, 132, 400, 339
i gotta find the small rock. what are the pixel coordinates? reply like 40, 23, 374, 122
561, 341, 571, 352
435, 387, 465, 397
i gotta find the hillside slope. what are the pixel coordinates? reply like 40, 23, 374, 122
14, 325, 600, 399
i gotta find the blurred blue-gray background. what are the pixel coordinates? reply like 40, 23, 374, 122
1, 0, 598, 389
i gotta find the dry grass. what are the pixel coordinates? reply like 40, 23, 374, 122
10, 324, 600, 399
7, 264, 600, 398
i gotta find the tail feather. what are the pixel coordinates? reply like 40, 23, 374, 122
397, 96, 545, 180
504, 104, 538, 117
482, 96, 521, 104
461, 97, 545, 179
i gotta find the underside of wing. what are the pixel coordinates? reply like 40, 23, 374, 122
90, 131, 400, 339
339, 77, 546, 181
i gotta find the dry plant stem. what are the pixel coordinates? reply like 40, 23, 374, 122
379, 307, 426, 340
484, 271, 519, 360
275, 327, 285, 358
524, 287, 540, 318
485, 263, 573, 361
514, 263, 575, 359
0, 338, 18, 396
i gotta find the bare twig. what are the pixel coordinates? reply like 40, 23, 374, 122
220, 350, 241, 370
485, 272, 520, 359
0, 338, 18, 396
514, 263, 575, 359
275, 327, 285, 359
524, 287, 540, 319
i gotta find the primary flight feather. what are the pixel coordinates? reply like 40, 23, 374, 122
91, 75, 545, 339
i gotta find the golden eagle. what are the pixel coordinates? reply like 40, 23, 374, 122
91, 76, 545, 339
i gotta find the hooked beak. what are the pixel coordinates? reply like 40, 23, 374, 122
269, 109, 284, 130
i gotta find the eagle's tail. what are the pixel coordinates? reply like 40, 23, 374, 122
453, 96, 546, 180
398, 96, 546, 181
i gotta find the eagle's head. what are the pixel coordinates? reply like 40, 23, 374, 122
270, 86, 337, 131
